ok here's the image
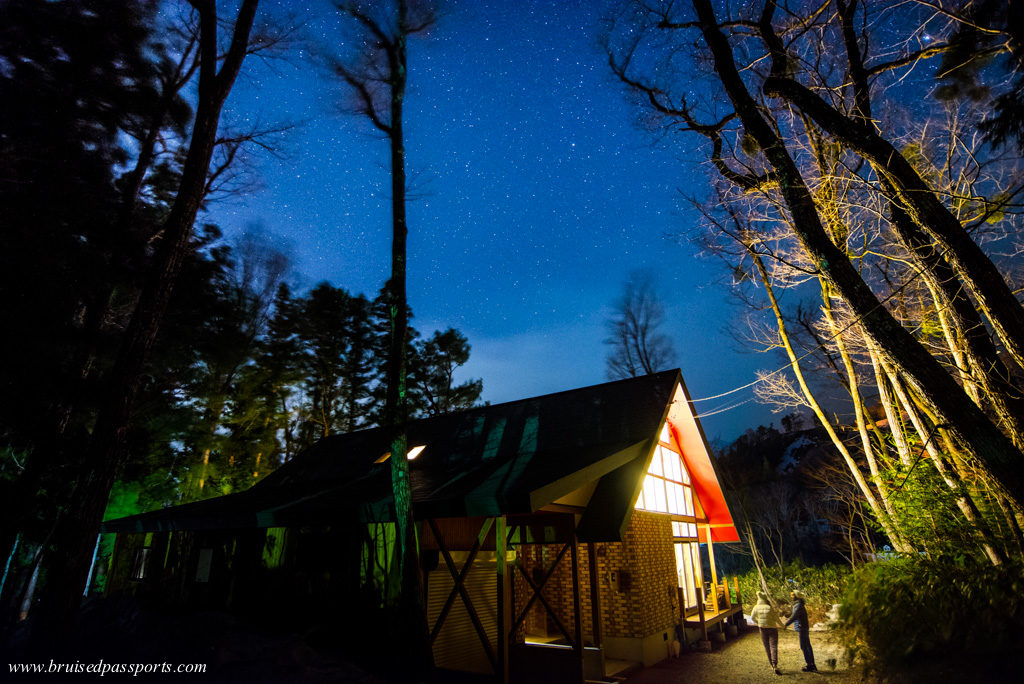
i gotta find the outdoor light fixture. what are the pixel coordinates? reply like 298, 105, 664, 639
375, 445, 426, 463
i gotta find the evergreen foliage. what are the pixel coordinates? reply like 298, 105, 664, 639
0, 0, 480, 623
114, 262, 483, 511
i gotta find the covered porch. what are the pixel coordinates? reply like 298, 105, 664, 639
420, 512, 745, 683
420, 512, 603, 683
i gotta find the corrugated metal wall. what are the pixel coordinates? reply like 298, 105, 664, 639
426, 552, 498, 675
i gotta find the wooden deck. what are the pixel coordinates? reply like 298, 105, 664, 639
684, 603, 743, 629
681, 579, 745, 639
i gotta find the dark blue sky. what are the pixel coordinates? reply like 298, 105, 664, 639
208, 0, 783, 442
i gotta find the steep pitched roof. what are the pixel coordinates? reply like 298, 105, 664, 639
103, 370, 736, 542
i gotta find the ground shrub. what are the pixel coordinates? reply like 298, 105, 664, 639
736, 561, 851, 625
837, 555, 1024, 667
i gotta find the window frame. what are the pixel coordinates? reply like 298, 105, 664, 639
635, 423, 705, 535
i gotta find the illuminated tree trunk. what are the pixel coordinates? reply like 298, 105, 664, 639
891, 209, 1024, 447
820, 289, 898, 507
868, 348, 912, 468
994, 493, 1024, 563
693, 0, 1024, 511
883, 362, 1007, 565
748, 250, 911, 552
381, 3, 420, 628
381, 10, 431, 667
762, 28, 1024, 374
831, 0, 1024, 447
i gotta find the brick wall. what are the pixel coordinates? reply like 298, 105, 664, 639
515, 510, 677, 643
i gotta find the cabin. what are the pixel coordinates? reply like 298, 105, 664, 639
102, 370, 740, 682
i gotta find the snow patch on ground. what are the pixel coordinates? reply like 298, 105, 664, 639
777, 434, 814, 473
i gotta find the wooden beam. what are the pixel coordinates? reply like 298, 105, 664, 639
496, 516, 510, 684
587, 542, 602, 648
704, 524, 719, 611
570, 533, 584, 684
697, 587, 708, 643
439, 519, 498, 672
508, 524, 517, 651
427, 518, 498, 674
427, 518, 482, 643
512, 543, 576, 648
510, 541, 569, 632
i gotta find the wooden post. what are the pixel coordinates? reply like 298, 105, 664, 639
587, 542, 602, 648
570, 532, 584, 684
704, 524, 719, 612
696, 587, 710, 650
733, 576, 744, 629
508, 525, 516, 650
496, 516, 510, 684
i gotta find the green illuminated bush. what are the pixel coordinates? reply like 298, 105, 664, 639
837, 555, 1024, 666
736, 561, 851, 625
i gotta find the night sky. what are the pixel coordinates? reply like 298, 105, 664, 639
208, 0, 781, 442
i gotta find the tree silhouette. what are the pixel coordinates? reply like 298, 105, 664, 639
32, 0, 263, 636
331, 0, 438, 668
605, 270, 677, 379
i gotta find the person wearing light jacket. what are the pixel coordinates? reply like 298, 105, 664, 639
750, 591, 784, 675
785, 590, 818, 672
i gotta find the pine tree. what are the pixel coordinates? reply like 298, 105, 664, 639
407, 328, 483, 417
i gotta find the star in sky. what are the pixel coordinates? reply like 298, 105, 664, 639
208, 0, 781, 442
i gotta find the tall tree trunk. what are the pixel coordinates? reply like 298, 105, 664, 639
30, 0, 260, 638
748, 250, 911, 551
994, 493, 1024, 563
819, 292, 904, 535
883, 361, 1007, 565
693, 0, 1024, 511
832, 0, 1024, 446
893, 211, 1024, 446
330, 0, 432, 666
761, 23, 1024, 373
868, 347, 913, 467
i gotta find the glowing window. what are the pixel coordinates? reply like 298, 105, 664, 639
636, 423, 695, 517
675, 541, 703, 609
375, 445, 426, 464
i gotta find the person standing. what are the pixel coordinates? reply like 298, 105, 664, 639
750, 591, 784, 675
786, 590, 817, 672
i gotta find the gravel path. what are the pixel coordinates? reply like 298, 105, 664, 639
624, 627, 863, 684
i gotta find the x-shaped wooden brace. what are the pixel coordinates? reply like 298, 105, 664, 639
427, 517, 498, 673
510, 541, 576, 648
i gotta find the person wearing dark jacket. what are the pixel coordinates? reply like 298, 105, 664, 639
785, 591, 817, 672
